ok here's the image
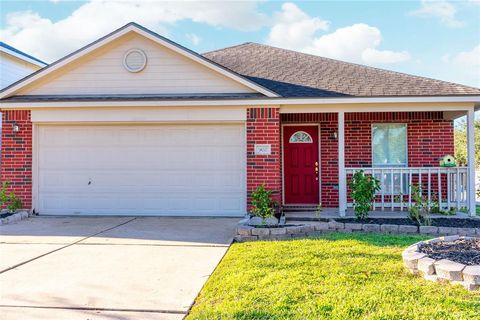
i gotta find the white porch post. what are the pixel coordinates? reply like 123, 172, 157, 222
467, 107, 476, 217
338, 111, 347, 217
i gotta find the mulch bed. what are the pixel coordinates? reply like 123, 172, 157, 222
418, 238, 480, 266
334, 217, 480, 228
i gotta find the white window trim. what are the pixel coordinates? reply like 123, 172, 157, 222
371, 123, 408, 167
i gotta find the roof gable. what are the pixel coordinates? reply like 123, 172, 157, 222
0, 23, 278, 99
204, 42, 480, 97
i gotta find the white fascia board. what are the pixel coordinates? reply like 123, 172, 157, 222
0, 46, 47, 68
1, 95, 479, 110
0, 24, 278, 99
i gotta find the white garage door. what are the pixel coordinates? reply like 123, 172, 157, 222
37, 124, 246, 216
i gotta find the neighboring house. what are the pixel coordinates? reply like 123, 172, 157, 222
0, 22, 478, 217
0, 42, 46, 157
0, 42, 47, 88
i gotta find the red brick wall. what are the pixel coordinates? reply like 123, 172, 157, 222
247, 108, 282, 209
345, 112, 454, 167
1, 110, 32, 209
281, 112, 454, 208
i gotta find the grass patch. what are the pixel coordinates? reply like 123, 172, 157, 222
187, 233, 480, 320
476, 206, 479, 216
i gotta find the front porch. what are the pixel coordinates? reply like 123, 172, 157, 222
277, 107, 477, 217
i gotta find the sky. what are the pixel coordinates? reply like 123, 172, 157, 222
0, 0, 479, 88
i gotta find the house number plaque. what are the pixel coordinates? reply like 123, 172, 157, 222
254, 144, 271, 155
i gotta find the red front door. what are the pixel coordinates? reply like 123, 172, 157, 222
283, 126, 320, 204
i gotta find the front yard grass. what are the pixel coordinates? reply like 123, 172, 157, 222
187, 233, 480, 320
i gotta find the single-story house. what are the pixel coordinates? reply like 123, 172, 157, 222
0, 22, 478, 217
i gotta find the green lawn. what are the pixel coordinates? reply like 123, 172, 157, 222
187, 233, 480, 320
477, 205, 480, 216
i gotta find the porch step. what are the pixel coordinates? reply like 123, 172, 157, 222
282, 205, 319, 212
284, 212, 326, 222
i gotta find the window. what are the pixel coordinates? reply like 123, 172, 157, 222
372, 124, 407, 166
289, 131, 313, 143
372, 124, 407, 194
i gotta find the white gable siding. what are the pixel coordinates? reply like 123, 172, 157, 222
0, 52, 41, 89
22, 33, 255, 95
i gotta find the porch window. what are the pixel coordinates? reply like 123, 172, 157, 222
372, 124, 407, 166
372, 123, 407, 194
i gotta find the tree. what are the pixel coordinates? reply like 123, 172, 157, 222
454, 118, 479, 168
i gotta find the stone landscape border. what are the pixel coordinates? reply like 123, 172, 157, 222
0, 210, 31, 225
235, 220, 480, 242
402, 236, 479, 291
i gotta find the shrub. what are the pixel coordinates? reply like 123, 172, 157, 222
408, 184, 431, 226
0, 181, 22, 213
250, 185, 275, 223
348, 170, 381, 220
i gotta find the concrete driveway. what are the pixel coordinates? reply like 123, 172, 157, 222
0, 216, 238, 319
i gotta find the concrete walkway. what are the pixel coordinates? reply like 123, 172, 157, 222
0, 216, 238, 320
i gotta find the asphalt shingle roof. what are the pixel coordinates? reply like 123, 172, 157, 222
203, 42, 480, 98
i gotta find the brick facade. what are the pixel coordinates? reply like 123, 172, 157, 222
1, 110, 33, 209
0, 109, 455, 213
281, 112, 454, 208
246, 107, 282, 208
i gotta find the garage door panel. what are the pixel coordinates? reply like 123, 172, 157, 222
38, 124, 246, 216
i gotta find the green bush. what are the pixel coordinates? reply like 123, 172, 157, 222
0, 181, 22, 213
408, 185, 431, 226
250, 185, 275, 222
348, 170, 381, 220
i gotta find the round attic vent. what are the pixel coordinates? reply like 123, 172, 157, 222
123, 49, 147, 73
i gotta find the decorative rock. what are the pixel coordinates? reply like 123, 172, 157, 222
463, 266, 480, 285
362, 224, 380, 232
236, 225, 253, 236
286, 226, 304, 234
438, 227, 459, 235
403, 252, 427, 270
398, 225, 418, 234
434, 259, 466, 281
417, 257, 436, 275
270, 227, 287, 235
419, 226, 439, 234
457, 228, 476, 236
380, 224, 399, 233
440, 235, 460, 242
344, 223, 363, 231
328, 221, 344, 230
314, 222, 330, 231
463, 283, 479, 291
300, 225, 315, 233
251, 228, 270, 237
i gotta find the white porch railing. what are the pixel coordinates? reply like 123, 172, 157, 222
345, 167, 470, 212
